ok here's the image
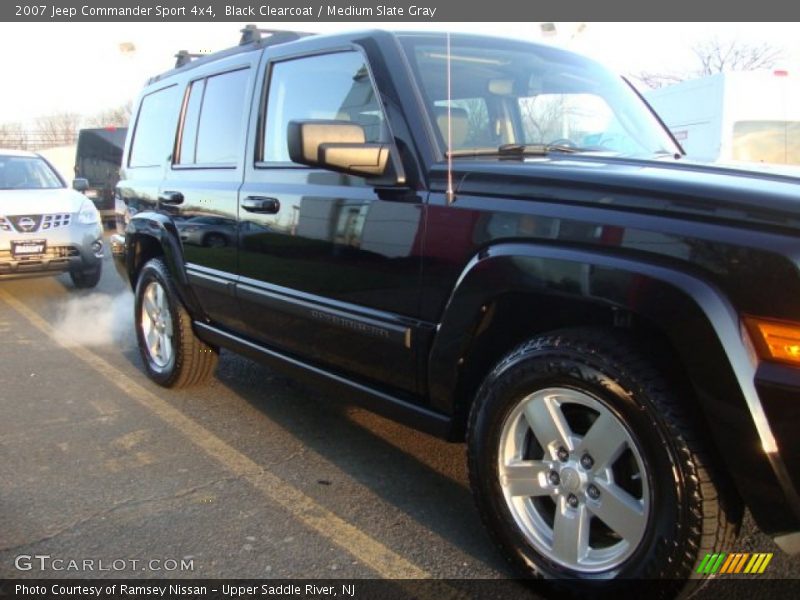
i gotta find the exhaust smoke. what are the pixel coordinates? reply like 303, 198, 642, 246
52, 291, 135, 348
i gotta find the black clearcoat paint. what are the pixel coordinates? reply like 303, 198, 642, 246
116, 30, 800, 538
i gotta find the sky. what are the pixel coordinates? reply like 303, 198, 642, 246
1, 21, 799, 125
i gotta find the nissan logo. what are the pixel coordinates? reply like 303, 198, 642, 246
18, 217, 36, 232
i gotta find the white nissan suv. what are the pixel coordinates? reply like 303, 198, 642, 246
0, 149, 103, 288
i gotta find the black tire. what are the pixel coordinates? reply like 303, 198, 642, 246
467, 329, 740, 594
69, 263, 102, 289
134, 257, 218, 387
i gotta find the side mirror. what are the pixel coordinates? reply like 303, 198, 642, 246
287, 120, 394, 181
72, 178, 89, 192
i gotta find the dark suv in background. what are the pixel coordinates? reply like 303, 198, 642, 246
73, 126, 127, 229
112, 28, 800, 593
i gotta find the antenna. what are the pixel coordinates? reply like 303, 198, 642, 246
445, 32, 456, 205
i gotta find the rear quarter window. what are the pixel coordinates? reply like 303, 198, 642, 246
129, 85, 180, 168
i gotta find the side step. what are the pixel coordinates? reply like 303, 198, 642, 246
194, 322, 453, 439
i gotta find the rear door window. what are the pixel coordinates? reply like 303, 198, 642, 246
177, 68, 251, 166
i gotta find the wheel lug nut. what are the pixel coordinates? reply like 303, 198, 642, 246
548, 471, 560, 486
567, 493, 579, 508
587, 484, 600, 500
580, 454, 594, 469
556, 447, 569, 462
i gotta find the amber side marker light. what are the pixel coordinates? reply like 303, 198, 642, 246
744, 316, 800, 366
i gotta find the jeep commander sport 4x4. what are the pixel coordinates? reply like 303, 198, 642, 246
112, 28, 800, 591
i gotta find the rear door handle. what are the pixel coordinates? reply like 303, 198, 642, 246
158, 191, 184, 205
242, 196, 280, 214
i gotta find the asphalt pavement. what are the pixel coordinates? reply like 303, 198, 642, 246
0, 242, 798, 588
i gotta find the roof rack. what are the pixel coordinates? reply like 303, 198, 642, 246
174, 50, 205, 68
156, 25, 316, 81
238, 24, 312, 46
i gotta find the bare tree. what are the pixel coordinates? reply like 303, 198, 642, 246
86, 101, 133, 128
34, 111, 82, 147
635, 71, 688, 90
635, 38, 784, 89
0, 122, 28, 150
694, 38, 783, 76
519, 94, 580, 142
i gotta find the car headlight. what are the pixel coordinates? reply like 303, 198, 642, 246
77, 200, 100, 225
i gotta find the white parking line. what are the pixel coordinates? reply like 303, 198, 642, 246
0, 287, 431, 580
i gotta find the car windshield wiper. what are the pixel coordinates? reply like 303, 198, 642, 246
447, 143, 584, 158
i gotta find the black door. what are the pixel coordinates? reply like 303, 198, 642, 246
162, 59, 257, 331
237, 50, 424, 394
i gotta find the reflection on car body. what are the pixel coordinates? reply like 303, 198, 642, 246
176, 215, 237, 247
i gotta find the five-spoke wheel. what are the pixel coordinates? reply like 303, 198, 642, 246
498, 387, 648, 572
140, 280, 175, 369
134, 257, 218, 387
468, 329, 740, 589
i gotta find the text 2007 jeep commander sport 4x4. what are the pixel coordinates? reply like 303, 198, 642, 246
112, 27, 800, 592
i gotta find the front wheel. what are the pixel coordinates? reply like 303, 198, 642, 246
134, 257, 218, 387
467, 329, 740, 592
69, 263, 102, 289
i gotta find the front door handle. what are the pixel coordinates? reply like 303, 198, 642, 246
242, 196, 280, 214
159, 191, 184, 205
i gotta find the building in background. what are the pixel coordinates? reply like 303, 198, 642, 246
644, 70, 800, 170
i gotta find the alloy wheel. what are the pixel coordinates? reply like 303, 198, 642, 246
497, 387, 650, 573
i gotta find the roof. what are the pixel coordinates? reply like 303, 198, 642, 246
144, 28, 583, 87
0, 149, 38, 158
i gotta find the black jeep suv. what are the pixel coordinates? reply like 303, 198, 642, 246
112, 28, 800, 591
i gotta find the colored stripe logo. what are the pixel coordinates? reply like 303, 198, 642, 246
696, 552, 773, 574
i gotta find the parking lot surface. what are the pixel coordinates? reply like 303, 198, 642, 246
1, 247, 798, 582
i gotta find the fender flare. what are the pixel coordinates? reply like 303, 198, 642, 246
123, 212, 204, 318
431, 242, 800, 525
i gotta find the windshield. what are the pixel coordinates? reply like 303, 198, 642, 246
0, 155, 63, 190
399, 34, 680, 159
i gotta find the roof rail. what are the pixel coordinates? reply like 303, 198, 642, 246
238, 24, 312, 46
153, 25, 316, 82
174, 50, 205, 68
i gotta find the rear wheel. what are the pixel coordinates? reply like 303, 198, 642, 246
467, 329, 740, 592
134, 257, 218, 387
